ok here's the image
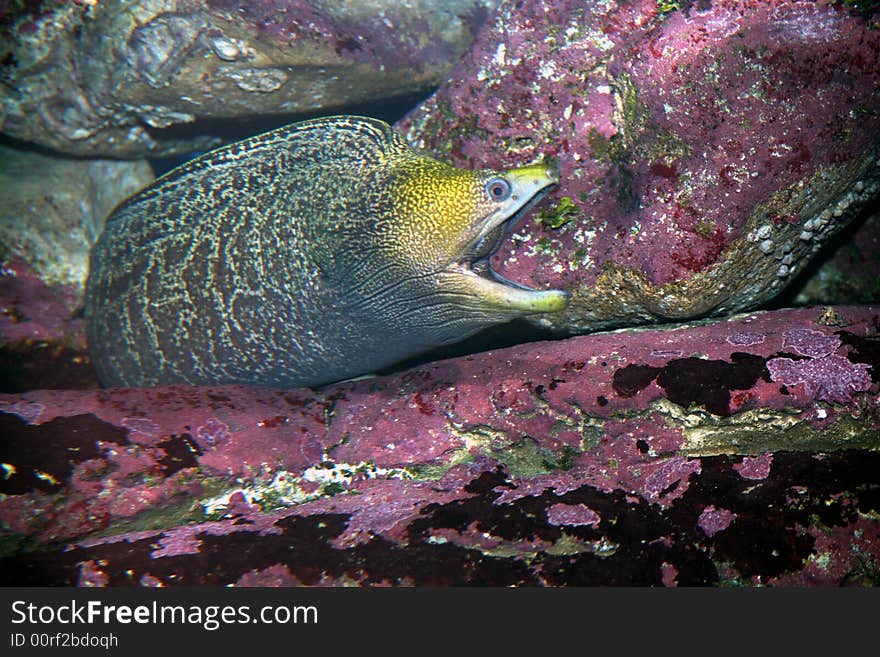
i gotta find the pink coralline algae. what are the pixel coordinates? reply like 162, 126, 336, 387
768, 516, 880, 587
0, 306, 877, 586
734, 453, 774, 481
225, 491, 258, 517
120, 417, 161, 443
0, 399, 44, 424
546, 503, 601, 528
0, 259, 84, 346
398, 0, 880, 332
77, 561, 109, 588
766, 355, 872, 404
152, 528, 204, 559
661, 562, 680, 587
727, 332, 767, 347
1, 2, 878, 589
195, 418, 232, 449
781, 328, 841, 358
235, 565, 304, 588
698, 506, 737, 538
0, 259, 99, 393
624, 456, 702, 506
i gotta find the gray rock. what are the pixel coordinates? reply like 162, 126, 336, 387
0, 145, 153, 293
0, 0, 498, 157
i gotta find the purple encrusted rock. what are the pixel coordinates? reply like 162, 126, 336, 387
0, 259, 100, 393
766, 354, 872, 404
734, 453, 774, 480
397, 0, 880, 331
0, 305, 877, 586
698, 506, 737, 538
546, 503, 602, 528
782, 328, 842, 358
0, 259, 85, 347
1, 1, 877, 589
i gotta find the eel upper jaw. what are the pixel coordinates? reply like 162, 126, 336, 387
453, 188, 569, 315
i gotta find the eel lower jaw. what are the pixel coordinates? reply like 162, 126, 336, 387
454, 259, 569, 314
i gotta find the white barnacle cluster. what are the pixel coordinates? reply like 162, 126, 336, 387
746, 159, 880, 287
799, 207, 833, 242
210, 36, 252, 62
773, 241, 794, 279
200, 469, 313, 516
798, 167, 879, 253
200, 457, 415, 517
746, 223, 774, 253
301, 456, 414, 487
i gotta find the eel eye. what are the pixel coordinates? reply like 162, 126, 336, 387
485, 177, 512, 202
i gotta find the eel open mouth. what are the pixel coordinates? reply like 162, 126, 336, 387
456, 166, 569, 314
466, 186, 552, 280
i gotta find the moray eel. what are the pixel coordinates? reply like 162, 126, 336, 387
85, 116, 568, 388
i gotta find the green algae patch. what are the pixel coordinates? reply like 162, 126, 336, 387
537, 196, 580, 229
657, 1, 682, 14
491, 436, 580, 477
662, 400, 880, 456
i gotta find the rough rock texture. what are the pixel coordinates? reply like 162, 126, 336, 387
0, 0, 498, 158
790, 209, 880, 306
0, 258, 98, 393
1, 305, 877, 586
397, 0, 880, 332
0, 144, 153, 291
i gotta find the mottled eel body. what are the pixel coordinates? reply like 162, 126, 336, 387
85, 116, 568, 388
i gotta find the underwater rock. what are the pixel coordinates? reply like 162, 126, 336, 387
0, 258, 86, 347
0, 145, 153, 293
0, 305, 877, 585
0, 258, 98, 393
0, 0, 498, 158
790, 209, 880, 306
397, 0, 880, 332
0, 143, 147, 390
